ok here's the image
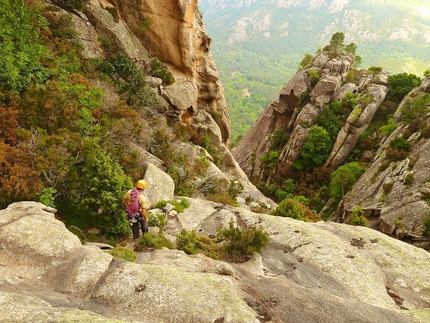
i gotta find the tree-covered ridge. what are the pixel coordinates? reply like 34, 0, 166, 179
237, 32, 429, 224
199, 0, 430, 141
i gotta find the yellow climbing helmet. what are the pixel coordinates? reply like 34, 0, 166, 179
136, 179, 147, 189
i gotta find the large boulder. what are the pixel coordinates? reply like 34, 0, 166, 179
1, 200, 429, 322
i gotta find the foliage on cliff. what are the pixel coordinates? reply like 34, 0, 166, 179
0, 1, 194, 240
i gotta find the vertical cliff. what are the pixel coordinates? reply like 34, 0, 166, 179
111, 0, 231, 144
64, 0, 267, 201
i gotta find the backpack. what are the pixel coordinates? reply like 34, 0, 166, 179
126, 189, 140, 217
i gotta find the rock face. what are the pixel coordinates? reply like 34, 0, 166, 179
109, 0, 231, 143
72, 0, 238, 178
233, 52, 389, 182
1, 201, 430, 322
60, 0, 270, 203
337, 74, 430, 244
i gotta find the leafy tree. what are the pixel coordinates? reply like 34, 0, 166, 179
330, 162, 365, 203
63, 148, 133, 239
344, 43, 357, 56
353, 55, 362, 69
400, 93, 430, 124
296, 126, 332, 169
387, 73, 421, 100
329, 32, 345, 54
0, 0, 50, 93
299, 53, 314, 69
316, 105, 341, 140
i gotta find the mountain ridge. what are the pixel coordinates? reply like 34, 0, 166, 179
199, 0, 430, 140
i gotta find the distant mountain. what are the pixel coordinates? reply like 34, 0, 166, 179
199, 0, 430, 140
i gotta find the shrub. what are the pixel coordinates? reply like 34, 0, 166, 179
400, 93, 430, 124
271, 129, 290, 150
299, 53, 314, 69
261, 151, 279, 168
37, 187, 57, 208
308, 69, 321, 83
135, 231, 172, 251
0, 0, 50, 93
52, 0, 89, 11
105, 246, 137, 262
383, 136, 411, 162
404, 173, 414, 185
349, 206, 368, 227
379, 118, 397, 137
315, 105, 341, 141
216, 221, 269, 263
382, 182, 394, 194
175, 229, 220, 259
271, 198, 305, 220
389, 136, 411, 151
147, 213, 166, 227
155, 198, 190, 213
92, 53, 157, 107
149, 58, 175, 85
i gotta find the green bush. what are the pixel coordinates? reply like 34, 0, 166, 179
329, 162, 365, 203
404, 173, 414, 185
175, 229, 220, 259
216, 220, 269, 262
92, 53, 157, 107
271, 198, 305, 220
135, 231, 172, 251
400, 93, 430, 124
387, 73, 421, 100
379, 118, 398, 137
147, 213, 166, 227
261, 151, 279, 169
105, 246, 137, 262
0, 0, 50, 93
316, 105, 341, 141
296, 126, 332, 169
149, 58, 175, 85
349, 206, 368, 227
389, 136, 411, 151
155, 198, 190, 213
299, 53, 314, 69
37, 187, 57, 208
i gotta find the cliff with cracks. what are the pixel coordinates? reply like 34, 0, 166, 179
233, 47, 430, 248
336, 75, 430, 249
